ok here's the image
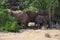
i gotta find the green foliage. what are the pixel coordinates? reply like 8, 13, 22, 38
0, 8, 20, 32
0, 0, 8, 8
24, 6, 39, 12
0, 0, 3, 8
30, 0, 48, 10
30, 0, 58, 10
1, 0, 58, 11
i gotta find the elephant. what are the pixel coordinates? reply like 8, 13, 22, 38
8, 9, 28, 29
26, 10, 49, 22
35, 15, 48, 29
26, 10, 49, 29
37, 10, 56, 29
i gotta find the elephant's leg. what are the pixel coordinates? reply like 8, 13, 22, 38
24, 22, 28, 28
18, 23, 27, 29
39, 23, 43, 29
56, 23, 59, 29
22, 23, 28, 29
36, 23, 42, 29
41, 23, 45, 29
20, 24, 24, 29
35, 23, 40, 29
17, 23, 23, 29
47, 21, 53, 29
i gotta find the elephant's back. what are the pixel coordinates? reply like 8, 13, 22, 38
35, 15, 45, 23
26, 11, 38, 22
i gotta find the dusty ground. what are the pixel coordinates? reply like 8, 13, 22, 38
0, 29, 60, 40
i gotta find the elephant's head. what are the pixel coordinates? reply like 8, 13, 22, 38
8, 9, 24, 17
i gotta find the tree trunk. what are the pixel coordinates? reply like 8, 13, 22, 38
48, 8, 53, 29
58, 0, 60, 9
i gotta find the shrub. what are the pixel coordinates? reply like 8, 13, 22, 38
0, 8, 21, 32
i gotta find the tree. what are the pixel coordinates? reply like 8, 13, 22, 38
47, 0, 58, 28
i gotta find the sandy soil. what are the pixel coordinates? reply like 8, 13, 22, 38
0, 29, 60, 40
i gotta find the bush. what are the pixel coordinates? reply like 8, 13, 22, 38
0, 8, 21, 32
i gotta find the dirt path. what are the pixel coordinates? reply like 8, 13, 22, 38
0, 29, 60, 40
